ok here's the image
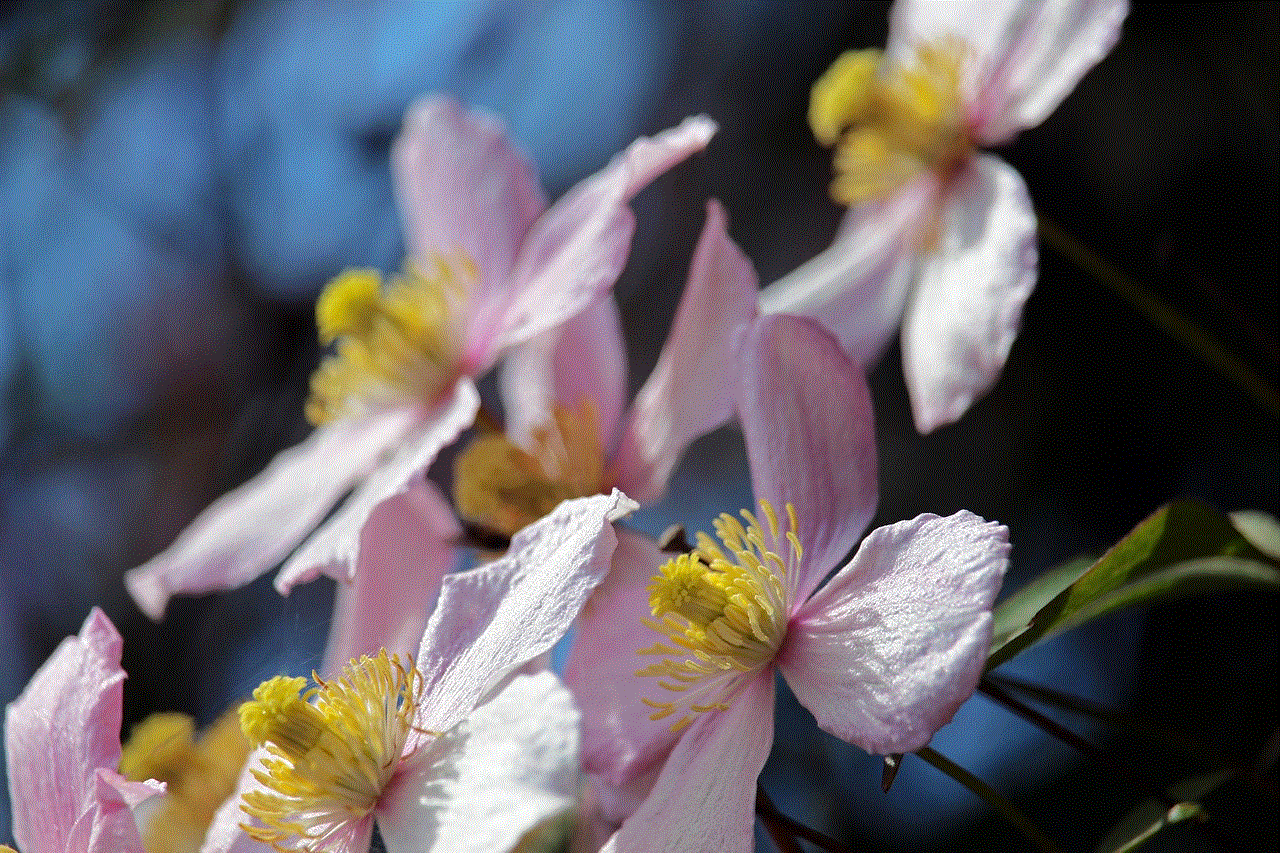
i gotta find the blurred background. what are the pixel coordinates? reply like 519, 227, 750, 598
1, 1, 1275, 850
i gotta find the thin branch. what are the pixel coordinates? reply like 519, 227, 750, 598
1037, 215, 1278, 417
755, 783, 854, 853
979, 678, 1178, 809
914, 747, 1064, 853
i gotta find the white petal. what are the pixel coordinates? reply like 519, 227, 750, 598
779, 512, 1008, 755
378, 672, 580, 853
901, 155, 1036, 433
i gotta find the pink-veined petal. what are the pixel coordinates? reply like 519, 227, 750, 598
612, 200, 759, 504
900, 155, 1036, 433
276, 379, 479, 591
779, 511, 1008, 755
320, 479, 461, 677
125, 407, 420, 619
199, 747, 277, 853
4, 609, 151, 853
499, 296, 628, 455
738, 315, 878, 605
969, 0, 1128, 143
600, 673, 774, 853
758, 178, 929, 368
393, 96, 547, 292
378, 672, 579, 853
412, 490, 637, 738
564, 529, 682, 788
467, 116, 717, 365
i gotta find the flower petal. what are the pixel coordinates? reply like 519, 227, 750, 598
612, 200, 759, 504
275, 379, 479, 591
779, 511, 1008, 755
4, 608, 151, 853
378, 672, 580, 853
564, 529, 682, 788
468, 115, 717, 364
758, 179, 928, 368
412, 490, 637, 737
125, 407, 420, 619
319, 478, 461, 676
392, 95, 547, 291
600, 673, 774, 853
738, 314, 878, 604
499, 295, 628, 455
900, 155, 1036, 433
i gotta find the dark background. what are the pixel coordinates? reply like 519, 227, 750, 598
1, 2, 1275, 850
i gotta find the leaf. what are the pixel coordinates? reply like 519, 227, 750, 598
988, 501, 1279, 670
1230, 510, 1280, 561
1095, 769, 1232, 853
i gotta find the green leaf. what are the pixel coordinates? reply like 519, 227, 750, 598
1096, 769, 1232, 853
1230, 509, 1280, 560
988, 501, 1279, 670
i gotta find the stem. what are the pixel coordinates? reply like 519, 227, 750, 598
1037, 216, 1278, 417
755, 783, 854, 853
979, 678, 1178, 809
914, 747, 1064, 853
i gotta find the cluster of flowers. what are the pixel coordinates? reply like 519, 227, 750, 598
3, 2, 1126, 852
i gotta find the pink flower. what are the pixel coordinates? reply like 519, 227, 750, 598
125, 97, 715, 629
565, 315, 1009, 852
759, 0, 1127, 432
201, 490, 637, 853
452, 198, 759, 541
4, 609, 164, 853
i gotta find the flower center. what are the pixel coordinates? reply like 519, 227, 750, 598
452, 399, 606, 540
810, 38, 973, 205
638, 501, 800, 731
305, 257, 472, 426
237, 650, 422, 850
119, 710, 250, 853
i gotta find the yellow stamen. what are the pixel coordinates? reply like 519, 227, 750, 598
811, 38, 973, 205
237, 650, 423, 851
452, 399, 606, 539
305, 257, 470, 426
120, 710, 252, 853
638, 500, 799, 731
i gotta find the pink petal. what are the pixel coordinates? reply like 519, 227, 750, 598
378, 673, 580, 853
499, 296, 628, 455
4, 609, 149, 853
320, 478, 461, 677
779, 511, 1008, 755
900, 155, 1036, 433
738, 315, 878, 605
564, 529, 683, 788
275, 380, 479, 591
612, 200, 760, 504
125, 407, 420, 619
199, 747, 283, 853
392, 96, 547, 293
758, 178, 930, 368
601, 673, 774, 853
412, 490, 637, 738
467, 115, 717, 365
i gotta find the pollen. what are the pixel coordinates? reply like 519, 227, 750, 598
119, 710, 251, 853
305, 257, 470, 426
237, 650, 423, 851
811, 37, 973, 205
452, 399, 606, 539
638, 500, 800, 731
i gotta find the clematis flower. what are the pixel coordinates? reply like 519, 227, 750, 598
3, 609, 164, 853
759, 0, 1127, 432
200, 490, 636, 853
452, 198, 759, 540
565, 315, 1009, 852
125, 96, 715, 627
